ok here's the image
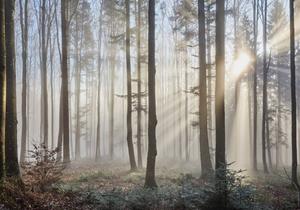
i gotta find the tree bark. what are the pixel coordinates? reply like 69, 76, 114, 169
199, 0, 212, 176
19, 0, 28, 163
0, 0, 5, 179
290, 0, 299, 188
125, 0, 137, 171
145, 0, 157, 188
61, 0, 70, 163
262, 0, 269, 173
5, 0, 20, 177
136, 0, 143, 168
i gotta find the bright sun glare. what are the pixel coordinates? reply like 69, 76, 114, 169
231, 52, 252, 79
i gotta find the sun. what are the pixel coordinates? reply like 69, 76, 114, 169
231, 51, 253, 80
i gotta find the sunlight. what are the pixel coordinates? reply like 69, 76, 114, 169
231, 51, 252, 80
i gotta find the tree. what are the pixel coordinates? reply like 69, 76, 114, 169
145, 0, 157, 188
61, 0, 70, 163
0, 0, 5, 180
136, 0, 143, 169
215, 0, 225, 190
252, 0, 258, 171
5, 0, 20, 177
126, 0, 137, 171
262, 0, 269, 173
96, 0, 104, 161
289, 0, 299, 188
19, 0, 29, 163
198, 0, 212, 176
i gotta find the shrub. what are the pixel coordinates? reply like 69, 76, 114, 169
21, 144, 65, 192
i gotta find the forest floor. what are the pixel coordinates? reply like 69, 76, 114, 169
0, 160, 299, 209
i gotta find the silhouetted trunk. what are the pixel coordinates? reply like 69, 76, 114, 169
252, 0, 258, 171
5, 0, 20, 177
19, 0, 28, 163
262, 0, 269, 174
215, 0, 226, 202
40, 0, 48, 147
136, 0, 143, 168
0, 0, 5, 179
126, 0, 137, 171
290, 0, 299, 188
61, 0, 70, 163
199, 0, 212, 176
145, 0, 157, 188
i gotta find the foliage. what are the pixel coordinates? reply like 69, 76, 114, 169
21, 144, 65, 192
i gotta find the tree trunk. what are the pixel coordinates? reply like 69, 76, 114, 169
41, 0, 48, 148
5, 0, 20, 177
262, 0, 269, 174
136, 0, 143, 168
19, 0, 28, 163
290, 0, 299, 188
0, 0, 5, 179
96, 0, 103, 161
145, 0, 157, 188
61, 0, 70, 163
215, 0, 226, 201
199, 0, 212, 176
252, 0, 258, 171
125, 0, 137, 171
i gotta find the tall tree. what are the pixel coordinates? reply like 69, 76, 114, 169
136, 0, 143, 169
145, 0, 157, 188
290, 0, 299, 188
262, 0, 269, 173
19, 0, 29, 163
61, 0, 70, 163
96, 0, 104, 161
215, 0, 226, 195
198, 0, 212, 176
126, 0, 137, 171
5, 0, 20, 177
0, 0, 5, 180
252, 0, 258, 171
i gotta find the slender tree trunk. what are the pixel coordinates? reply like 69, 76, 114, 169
125, 0, 137, 171
5, 0, 20, 177
252, 0, 258, 171
96, 0, 103, 161
61, 0, 70, 163
199, 0, 212, 176
145, 0, 157, 188
184, 49, 189, 162
74, 12, 81, 161
41, 0, 48, 148
290, 0, 299, 188
19, 0, 28, 163
0, 0, 5, 179
136, 0, 143, 168
262, 0, 269, 173
215, 0, 226, 200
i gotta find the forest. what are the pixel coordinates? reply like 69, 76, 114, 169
0, 0, 300, 209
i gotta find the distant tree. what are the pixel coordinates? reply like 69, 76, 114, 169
96, 0, 104, 161
19, 0, 29, 163
198, 0, 212, 176
0, 0, 5, 180
5, 0, 20, 177
145, 0, 157, 188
